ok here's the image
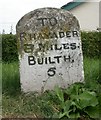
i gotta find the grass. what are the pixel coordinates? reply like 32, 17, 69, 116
2, 90, 58, 118
2, 57, 100, 118
83, 57, 100, 90
2, 62, 20, 95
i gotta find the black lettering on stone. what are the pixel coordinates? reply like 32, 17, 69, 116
54, 56, 62, 63
72, 31, 78, 37
37, 33, 44, 39
47, 67, 56, 77
64, 55, 71, 62
38, 43, 49, 51
37, 58, 44, 65
45, 57, 48, 64
28, 56, 36, 65
31, 33, 37, 40
24, 44, 34, 53
37, 18, 47, 26
70, 43, 76, 50
55, 44, 62, 50
38, 43, 45, 51
49, 17, 57, 26
59, 32, 65, 38
49, 57, 55, 64
20, 32, 26, 41
43, 32, 49, 39
50, 32, 58, 39
66, 31, 71, 37
29, 34, 32, 40
53, 32, 58, 38
50, 45, 54, 50
62, 43, 69, 49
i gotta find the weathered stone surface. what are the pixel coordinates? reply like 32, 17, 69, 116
16, 7, 84, 92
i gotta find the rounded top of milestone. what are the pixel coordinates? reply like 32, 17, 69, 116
16, 7, 80, 34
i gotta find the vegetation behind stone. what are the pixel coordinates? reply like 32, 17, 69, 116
2, 31, 100, 62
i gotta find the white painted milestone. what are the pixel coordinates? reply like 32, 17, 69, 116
16, 8, 84, 92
